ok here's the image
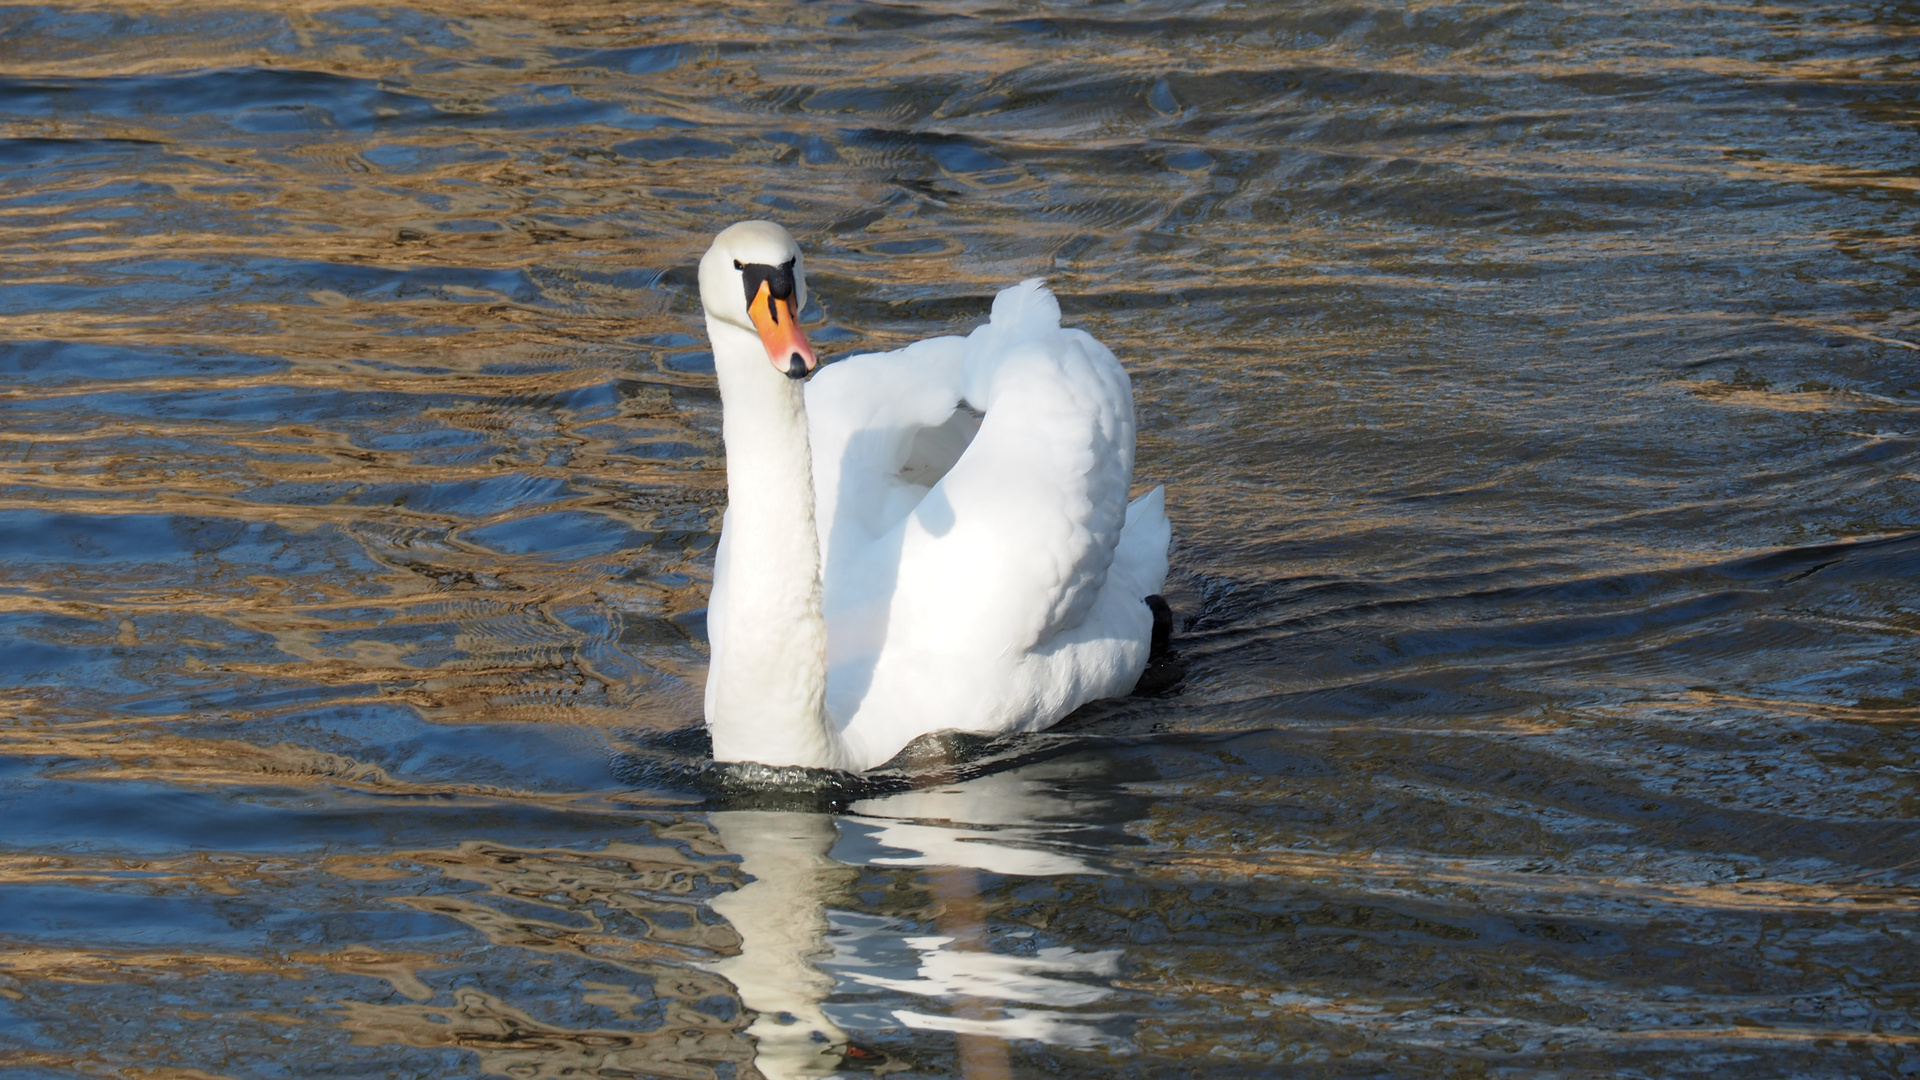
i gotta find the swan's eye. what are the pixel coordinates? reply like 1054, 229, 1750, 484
733, 260, 742, 270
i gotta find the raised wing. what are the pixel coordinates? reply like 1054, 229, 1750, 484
814, 282, 1129, 667
815, 281, 1147, 763
899, 281, 1135, 655
805, 333, 969, 591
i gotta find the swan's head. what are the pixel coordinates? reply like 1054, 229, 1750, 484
699, 220, 817, 380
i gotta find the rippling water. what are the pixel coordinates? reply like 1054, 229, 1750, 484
4, 1, 1919, 1076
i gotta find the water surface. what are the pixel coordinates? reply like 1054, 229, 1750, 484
2, 1, 1918, 1076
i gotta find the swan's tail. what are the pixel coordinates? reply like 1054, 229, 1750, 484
1113, 485, 1171, 601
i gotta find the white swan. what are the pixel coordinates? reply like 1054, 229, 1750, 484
697, 220, 1170, 772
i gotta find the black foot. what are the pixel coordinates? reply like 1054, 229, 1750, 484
1145, 593, 1173, 660
1133, 594, 1187, 695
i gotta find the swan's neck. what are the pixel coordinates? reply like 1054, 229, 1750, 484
707, 317, 838, 769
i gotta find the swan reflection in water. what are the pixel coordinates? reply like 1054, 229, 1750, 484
332, 757, 1130, 1079
708, 760, 1127, 1079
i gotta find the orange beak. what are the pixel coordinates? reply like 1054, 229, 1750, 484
748, 280, 817, 380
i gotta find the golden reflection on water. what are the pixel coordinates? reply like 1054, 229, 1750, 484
336, 987, 751, 1080
331, 835, 754, 1079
